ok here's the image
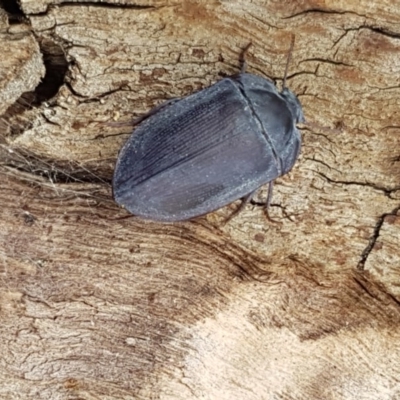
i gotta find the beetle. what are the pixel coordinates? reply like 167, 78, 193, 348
113, 39, 304, 222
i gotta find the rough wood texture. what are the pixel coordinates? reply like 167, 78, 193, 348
1, 1, 400, 399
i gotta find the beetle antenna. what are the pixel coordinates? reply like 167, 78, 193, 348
282, 35, 295, 90
240, 42, 252, 74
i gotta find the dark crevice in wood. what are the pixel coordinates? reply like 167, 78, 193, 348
364, 25, 400, 39
283, 8, 366, 20
35, 37, 69, 105
0, 0, 25, 24
316, 171, 400, 197
299, 58, 353, 68
29, 2, 156, 17
0, 37, 68, 137
58, 1, 156, 10
357, 205, 400, 270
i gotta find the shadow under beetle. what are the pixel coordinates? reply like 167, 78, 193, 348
113, 38, 304, 222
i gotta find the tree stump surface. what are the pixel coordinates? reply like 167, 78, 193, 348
1, 1, 400, 399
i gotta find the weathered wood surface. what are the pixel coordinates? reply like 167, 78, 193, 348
1, 1, 400, 399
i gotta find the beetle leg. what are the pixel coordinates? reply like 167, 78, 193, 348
263, 181, 282, 224
265, 180, 274, 209
223, 188, 257, 224
263, 180, 274, 222
239, 42, 252, 74
224, 180, 276, 224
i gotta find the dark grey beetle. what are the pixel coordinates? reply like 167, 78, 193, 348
113, 41, 304, 222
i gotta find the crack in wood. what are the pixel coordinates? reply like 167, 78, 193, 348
357, 205, 400, 270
